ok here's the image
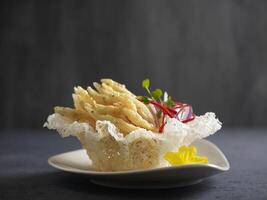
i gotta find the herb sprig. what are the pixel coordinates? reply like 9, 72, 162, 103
137, 78, 195, 133
137, 78, 173, 107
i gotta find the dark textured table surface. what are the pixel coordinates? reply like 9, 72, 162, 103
0, 129, 267, 200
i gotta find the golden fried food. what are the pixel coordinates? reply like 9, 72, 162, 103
84, 104, 139, 135
101, 79, 135, 97
54, 106, 95, 128
54, 79, 156, 134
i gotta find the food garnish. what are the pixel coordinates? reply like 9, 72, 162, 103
164, 146, 209, 165
137, 78, 195, 132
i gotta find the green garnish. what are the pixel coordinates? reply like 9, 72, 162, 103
136, 96, 150, 104
152, 89, 163, 101
137, 78, 195, 132
139, 78, 173, 107
142, 79, 150, 90
164, 96, 174, 107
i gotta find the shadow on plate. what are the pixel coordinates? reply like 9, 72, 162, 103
1, 171, 216, 199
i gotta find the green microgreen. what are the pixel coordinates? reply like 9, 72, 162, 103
138, 78, 173, 108
142, 78, 150, 90
136, 96, 150, 104
137, 78, 195, 132
151, 89, 163, 101
164, 96, 174, 107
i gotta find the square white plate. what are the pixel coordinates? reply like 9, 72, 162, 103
48, 139, 230, 189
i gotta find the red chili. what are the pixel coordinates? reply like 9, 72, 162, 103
150, 101, 177, 117
159, 114, 166, 133
147, 100, 195, 133
181, 115, 195, 123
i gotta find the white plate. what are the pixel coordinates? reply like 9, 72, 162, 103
48, 139, 230, 189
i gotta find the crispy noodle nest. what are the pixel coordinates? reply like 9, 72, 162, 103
44, 112, 221, 171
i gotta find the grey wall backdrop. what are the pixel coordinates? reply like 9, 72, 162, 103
1, 0, 267, 129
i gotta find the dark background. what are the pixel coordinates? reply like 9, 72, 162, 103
1, 0, 267, 129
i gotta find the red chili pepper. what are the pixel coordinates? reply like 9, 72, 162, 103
181, 115, 195, 123
147, 100, 195, 133
159, 114, 166, 133
150, 101, 177, 117
166, 107, 178, 115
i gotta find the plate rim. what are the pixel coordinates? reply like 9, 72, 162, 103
48, 139, 230, 175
